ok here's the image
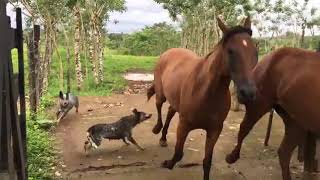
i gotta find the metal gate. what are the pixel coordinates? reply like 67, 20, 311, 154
0, 1, 27, 179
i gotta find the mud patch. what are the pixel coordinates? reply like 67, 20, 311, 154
124, 81, 153, 94
123, 73, 153, 81
122, 73, 153, 95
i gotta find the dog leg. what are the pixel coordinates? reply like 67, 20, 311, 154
127, 136, 144, 151
122, 138, 130, 146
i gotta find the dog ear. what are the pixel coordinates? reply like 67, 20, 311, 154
59, 91, 64, 99
131, 108, 138, 114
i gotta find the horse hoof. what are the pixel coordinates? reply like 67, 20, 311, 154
152, 124, 163, 134
225, 153, 239, 164
159, 140, 168, 147
161, 160, 174, 169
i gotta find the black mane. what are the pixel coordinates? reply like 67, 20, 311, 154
203, 26, 252, 60
221, 26, 252, 45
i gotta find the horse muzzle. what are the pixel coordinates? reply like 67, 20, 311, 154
237, 84, 257, 104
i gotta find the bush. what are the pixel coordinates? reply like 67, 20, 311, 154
27, 97, 57, 180
27, 119, 55, 179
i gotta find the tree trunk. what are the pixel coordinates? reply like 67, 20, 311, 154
41, 23, 54, 95
74, 6, 83, 90
27, 25, 41, 116
300, 20, 306, 48
97, 27, 104, 83
89, 15, 99, 85
66, 40, 71, 93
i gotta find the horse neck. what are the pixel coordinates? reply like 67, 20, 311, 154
198, 48, 231, 94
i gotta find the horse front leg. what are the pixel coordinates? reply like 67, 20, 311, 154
159, 106, 176, 147
226, 103, 270, 164
225, 112, 260, 164
203, 125, 223, 180
162, 120, 190, 169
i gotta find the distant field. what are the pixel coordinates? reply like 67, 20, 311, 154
11, 47, 158, 97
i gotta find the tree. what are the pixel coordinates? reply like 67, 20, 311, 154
155, 0, 253, 56
120, 22, 181, 56
83, 0, 126, 85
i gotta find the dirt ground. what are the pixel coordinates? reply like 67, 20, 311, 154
55, 83, 304, 180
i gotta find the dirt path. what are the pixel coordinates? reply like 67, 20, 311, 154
55, 93, 303, 180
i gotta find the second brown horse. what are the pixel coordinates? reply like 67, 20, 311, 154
147, 16, 258, 180
226, 47, 320, 180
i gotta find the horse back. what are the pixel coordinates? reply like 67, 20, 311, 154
154, 48, 201, 110
261, 47, 320, 133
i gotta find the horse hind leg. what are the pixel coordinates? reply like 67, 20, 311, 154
159, 106, 176, 147
278, 121, 305, 180
152, 94, 166, 134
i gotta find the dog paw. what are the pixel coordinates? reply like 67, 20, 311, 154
137, 147, 145, 151
161, 160, 174, 169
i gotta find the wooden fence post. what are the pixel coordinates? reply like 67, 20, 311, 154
27, 25, 41, 117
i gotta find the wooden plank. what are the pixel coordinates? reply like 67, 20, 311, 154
4, 59, 15, 180
0, 72, 7, 171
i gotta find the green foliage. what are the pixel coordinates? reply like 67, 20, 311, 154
110, 22, 181, 56
154, 0, 201, 20
27, 112, 56, 180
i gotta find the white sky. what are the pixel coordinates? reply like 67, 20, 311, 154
6, 0, 320, 36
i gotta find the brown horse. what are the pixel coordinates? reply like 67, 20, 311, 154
147, 16, 258, 180
226, 47, 320, 180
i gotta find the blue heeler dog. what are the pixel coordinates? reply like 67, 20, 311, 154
56, 91, 79, 123
84, 108, 152, 155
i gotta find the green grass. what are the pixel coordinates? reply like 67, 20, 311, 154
47, 48, 157, 96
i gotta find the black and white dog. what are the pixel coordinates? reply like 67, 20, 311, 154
56, 91, 79, 123
84, 108, 152, 155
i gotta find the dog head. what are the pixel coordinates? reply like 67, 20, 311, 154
59, 91, 70, 109
131, 108, 152, 123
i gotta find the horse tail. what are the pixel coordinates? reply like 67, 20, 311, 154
147, 83, 155, 101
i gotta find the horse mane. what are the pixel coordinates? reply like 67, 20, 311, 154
204, 26, 252, 60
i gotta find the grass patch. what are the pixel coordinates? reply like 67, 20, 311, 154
46, 48, 157, 96
27, 96, 57, 180
27, 120, 55, 179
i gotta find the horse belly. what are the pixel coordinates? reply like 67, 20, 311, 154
161, 67, 189, 111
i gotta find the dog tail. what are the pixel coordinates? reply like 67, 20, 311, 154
147, 83, 155, 101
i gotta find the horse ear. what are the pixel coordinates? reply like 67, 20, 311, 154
217, 15, 229, 34
243, 16, 251, 29
59, 91, 64, 99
